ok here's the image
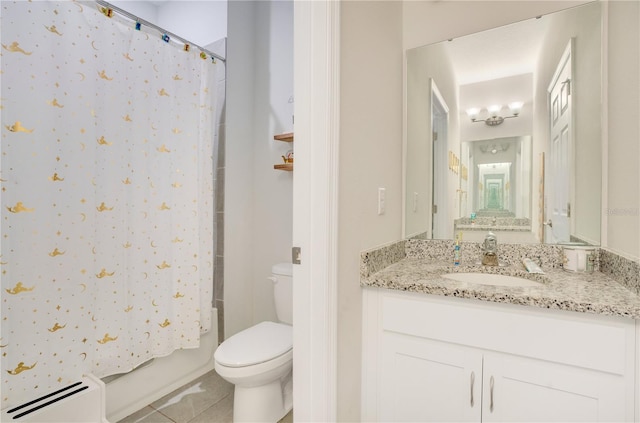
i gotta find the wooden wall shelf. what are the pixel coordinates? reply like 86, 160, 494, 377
273, 132, 294, 171
274, 132, 294, 142
274, 163, 293, 171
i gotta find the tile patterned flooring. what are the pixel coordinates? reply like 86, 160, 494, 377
117, 370, 293, 423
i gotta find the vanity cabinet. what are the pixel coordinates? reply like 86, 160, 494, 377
481, 353, 625, 422
379, 334, 482, 421
362, 288, 637, 422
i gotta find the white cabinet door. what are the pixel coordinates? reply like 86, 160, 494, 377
366, 290, 636, 422
379, 333, 482, 422
482, 353, 627, 422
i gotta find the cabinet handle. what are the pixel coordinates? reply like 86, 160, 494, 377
470, 371, 475, 407
489, 375, 495, 413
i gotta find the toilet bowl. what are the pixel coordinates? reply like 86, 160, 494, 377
214, 263, 293, 422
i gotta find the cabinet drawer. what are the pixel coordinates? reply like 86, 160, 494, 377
381, 292, 634, 375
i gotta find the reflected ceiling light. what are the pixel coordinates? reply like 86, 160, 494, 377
466, 102, 523, 126
479, 142, 510, 155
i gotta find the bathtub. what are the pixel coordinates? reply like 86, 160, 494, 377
105, 308, 218, 422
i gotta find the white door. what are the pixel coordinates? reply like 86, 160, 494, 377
431, 80, 450, 239
482, 353, 626, 422
379, 334, 482, 422
546, 41, 573, 243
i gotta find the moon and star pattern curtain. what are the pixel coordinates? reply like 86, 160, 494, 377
1, 0, 216, 408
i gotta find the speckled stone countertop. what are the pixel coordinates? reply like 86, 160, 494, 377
360, 240, 640, 319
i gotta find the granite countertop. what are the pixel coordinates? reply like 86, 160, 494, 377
361, 258, 640, 319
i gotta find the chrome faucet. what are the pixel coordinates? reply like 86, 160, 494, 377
481, 232, 499, 266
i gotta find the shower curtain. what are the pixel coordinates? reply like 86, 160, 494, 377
1, 1, 216, 408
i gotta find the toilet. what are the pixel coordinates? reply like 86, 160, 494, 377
214, 263, 293, 422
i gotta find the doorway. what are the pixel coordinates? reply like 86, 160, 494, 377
430, 80, 450, 239
546, 40, 573, 243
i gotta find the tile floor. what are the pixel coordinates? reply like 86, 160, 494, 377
116, 370, 293, 423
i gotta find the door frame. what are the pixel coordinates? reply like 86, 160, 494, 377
292, 1, 339, 421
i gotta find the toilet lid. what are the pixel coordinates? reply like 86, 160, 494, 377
215, 321, 292, 368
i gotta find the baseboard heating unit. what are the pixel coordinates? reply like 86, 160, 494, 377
1, 374, 108, 422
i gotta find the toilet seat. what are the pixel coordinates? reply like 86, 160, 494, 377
215, 321, 292, 368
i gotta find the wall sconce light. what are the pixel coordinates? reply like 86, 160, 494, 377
466, 102, 523, 126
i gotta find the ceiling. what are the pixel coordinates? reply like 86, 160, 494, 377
445, 15, 549, 87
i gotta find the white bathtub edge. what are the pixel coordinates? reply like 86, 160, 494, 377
105, 307, 218, 422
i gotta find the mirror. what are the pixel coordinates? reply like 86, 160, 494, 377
405, 1, 602, 245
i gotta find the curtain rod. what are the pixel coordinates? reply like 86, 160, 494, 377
94, 0, 226, 63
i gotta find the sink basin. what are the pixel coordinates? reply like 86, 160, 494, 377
441, 272, 542, 287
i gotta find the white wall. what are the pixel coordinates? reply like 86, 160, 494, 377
110, 1, 158, 25
606, 0, 640, 259
111, 1, 227, 48
157, 1, 227, 47
226, 0, 293, 339
339, 2, 404, 421
225, 0, 255, 340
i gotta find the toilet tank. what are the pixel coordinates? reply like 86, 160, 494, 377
272, 262, 293, 325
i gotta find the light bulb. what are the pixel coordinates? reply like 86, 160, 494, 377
466, 108, 480, 120
509, 101, 524, 115
487, 105, 502, 116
